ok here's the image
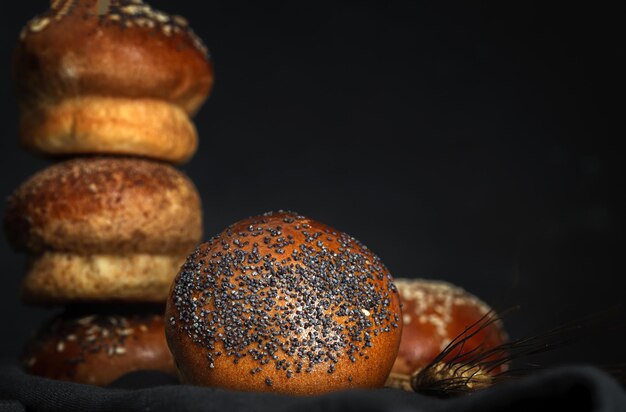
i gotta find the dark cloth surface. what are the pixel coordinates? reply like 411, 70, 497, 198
1, 361, 624, 412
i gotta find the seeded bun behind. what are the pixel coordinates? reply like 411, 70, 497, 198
14, 0, 213, 163
165, 211, 403, 395
22, 308, 176, 386
392, 278, 508, 376
4, 157, 203, 304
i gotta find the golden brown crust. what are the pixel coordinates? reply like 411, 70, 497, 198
4, 157, 202, 255
22, 310, 176, 386
21, 252, 188, 305
14, 0, 213, 162
19, 97, 198, 163
391, 278, 508, 376
165, 211, 402, 395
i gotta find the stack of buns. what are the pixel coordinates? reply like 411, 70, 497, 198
5, 1, 508, 395
5, 0, 212, 385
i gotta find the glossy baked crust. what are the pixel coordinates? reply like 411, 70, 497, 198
166, 211, 403, 395
391, 278, 508, 375
22, 309, 176, 386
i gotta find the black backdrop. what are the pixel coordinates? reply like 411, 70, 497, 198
0, 1, 623, 372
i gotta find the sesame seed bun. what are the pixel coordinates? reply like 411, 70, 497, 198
165, 211, 403, 395
14, 0, 213, 163
391, 278, 508, 376
22, 308, 176, 386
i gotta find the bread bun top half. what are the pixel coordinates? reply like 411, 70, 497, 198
22, 307, 176, 386
4, 157, 202, 255
14, 0, 213, 114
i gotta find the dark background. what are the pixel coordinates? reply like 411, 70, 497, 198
0, 0, 624, 373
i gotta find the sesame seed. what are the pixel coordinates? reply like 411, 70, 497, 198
152, 10, 170, 23
29, 17, 50, 32
121, 5, 145, 15
173, 15, 188, 27
76, 315, 97, 326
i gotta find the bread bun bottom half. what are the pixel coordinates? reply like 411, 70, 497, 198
20, 96, 198, 163
22, 252, 187, 305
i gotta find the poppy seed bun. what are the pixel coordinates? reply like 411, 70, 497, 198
391, 278, 508, 376
4, 157, 202, 255
14, 0, 213, 163
165, 211, 402, 395
22, 309, 176, 386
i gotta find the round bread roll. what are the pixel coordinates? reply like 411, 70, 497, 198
22, 307, 176, 386
391, 278, 508, 376
14, 0, 213, 163
165, 211, 402, 395
4, 157, 203, 304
